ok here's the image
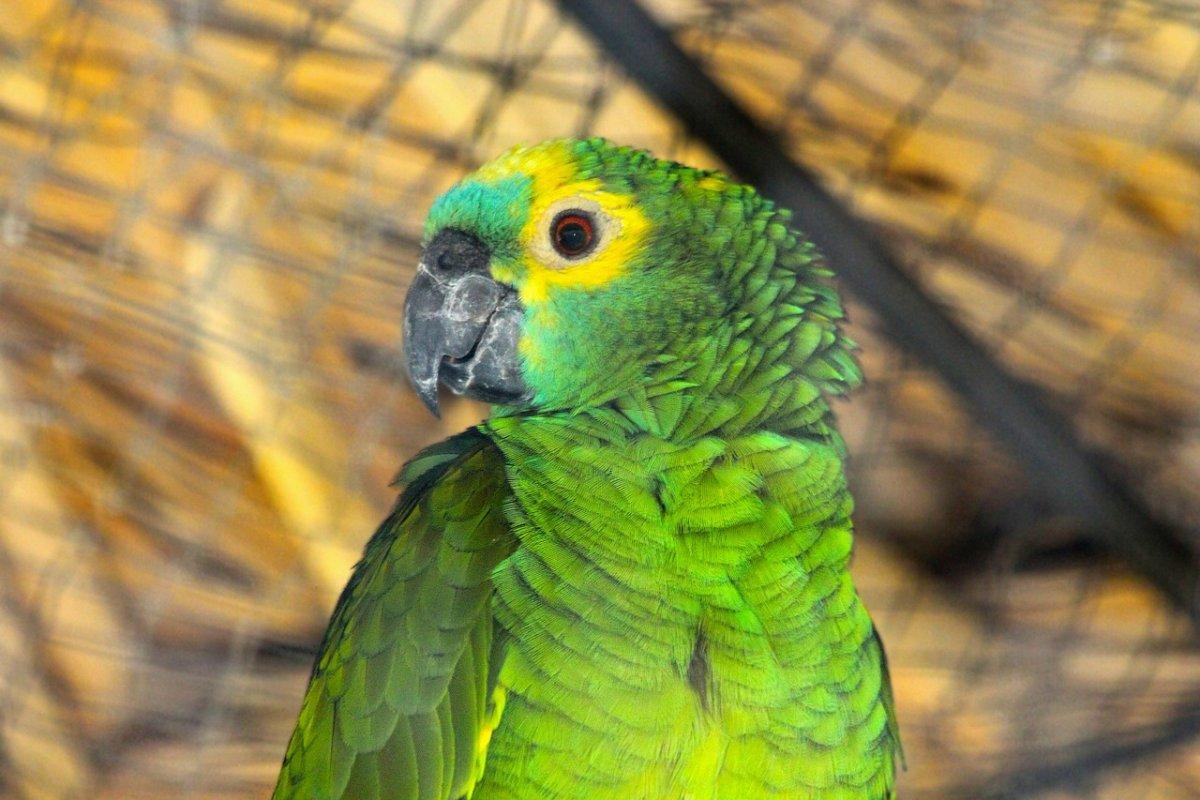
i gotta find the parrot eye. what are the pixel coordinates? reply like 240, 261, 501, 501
550, 210, 596, 258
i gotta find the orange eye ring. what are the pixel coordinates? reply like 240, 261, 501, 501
550, 210, 596, 258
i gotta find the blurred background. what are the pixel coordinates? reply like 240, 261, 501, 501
2, 0, 1200, 797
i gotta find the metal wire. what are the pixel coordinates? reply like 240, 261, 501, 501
0, 1, 1198, 798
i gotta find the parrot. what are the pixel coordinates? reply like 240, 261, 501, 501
272, 137, 902, 800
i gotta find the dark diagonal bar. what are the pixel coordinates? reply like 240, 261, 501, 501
556, 0, 1200, 619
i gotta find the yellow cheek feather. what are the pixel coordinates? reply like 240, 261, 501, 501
518, 334, 546, 370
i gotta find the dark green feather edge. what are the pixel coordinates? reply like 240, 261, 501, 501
272, 427, 516, 800
872, 625, 905, 773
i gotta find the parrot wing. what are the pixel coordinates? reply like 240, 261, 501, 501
273, 427, 516, 800
872, 624, 905, 773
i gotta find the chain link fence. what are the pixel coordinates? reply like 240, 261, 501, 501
1, 1, 1199, 797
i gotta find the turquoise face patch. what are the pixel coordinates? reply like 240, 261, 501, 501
425, 174, 531, 263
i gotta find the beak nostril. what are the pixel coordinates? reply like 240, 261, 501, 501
424, 228, 490, 276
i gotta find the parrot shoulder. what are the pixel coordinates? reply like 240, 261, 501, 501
273, 426, 516, 800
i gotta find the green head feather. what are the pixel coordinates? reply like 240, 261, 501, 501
425, 138, 862, 434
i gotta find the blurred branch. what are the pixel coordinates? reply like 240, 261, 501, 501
950, 701, 1200, 800
556, 0, 1200, 621
0, 365, 95, 799
181, 175, 371, 603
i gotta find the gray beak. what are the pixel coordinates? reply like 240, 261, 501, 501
402, 229, 528, 417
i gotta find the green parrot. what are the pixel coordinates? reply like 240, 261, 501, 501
272, 138, 902, 800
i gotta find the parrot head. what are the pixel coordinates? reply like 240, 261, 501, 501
404, 137, 856, 417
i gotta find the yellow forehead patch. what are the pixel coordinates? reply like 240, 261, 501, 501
471, 141, 650, 305
471, 140, 579, 190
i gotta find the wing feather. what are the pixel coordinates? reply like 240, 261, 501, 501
273, 428, 515, 800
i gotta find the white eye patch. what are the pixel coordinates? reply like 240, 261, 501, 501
529, 196, 622, 270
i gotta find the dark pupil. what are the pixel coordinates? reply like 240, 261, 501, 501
558, 222, 588, 253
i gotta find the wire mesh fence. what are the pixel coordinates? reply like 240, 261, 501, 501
1, 0, 1198, 797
